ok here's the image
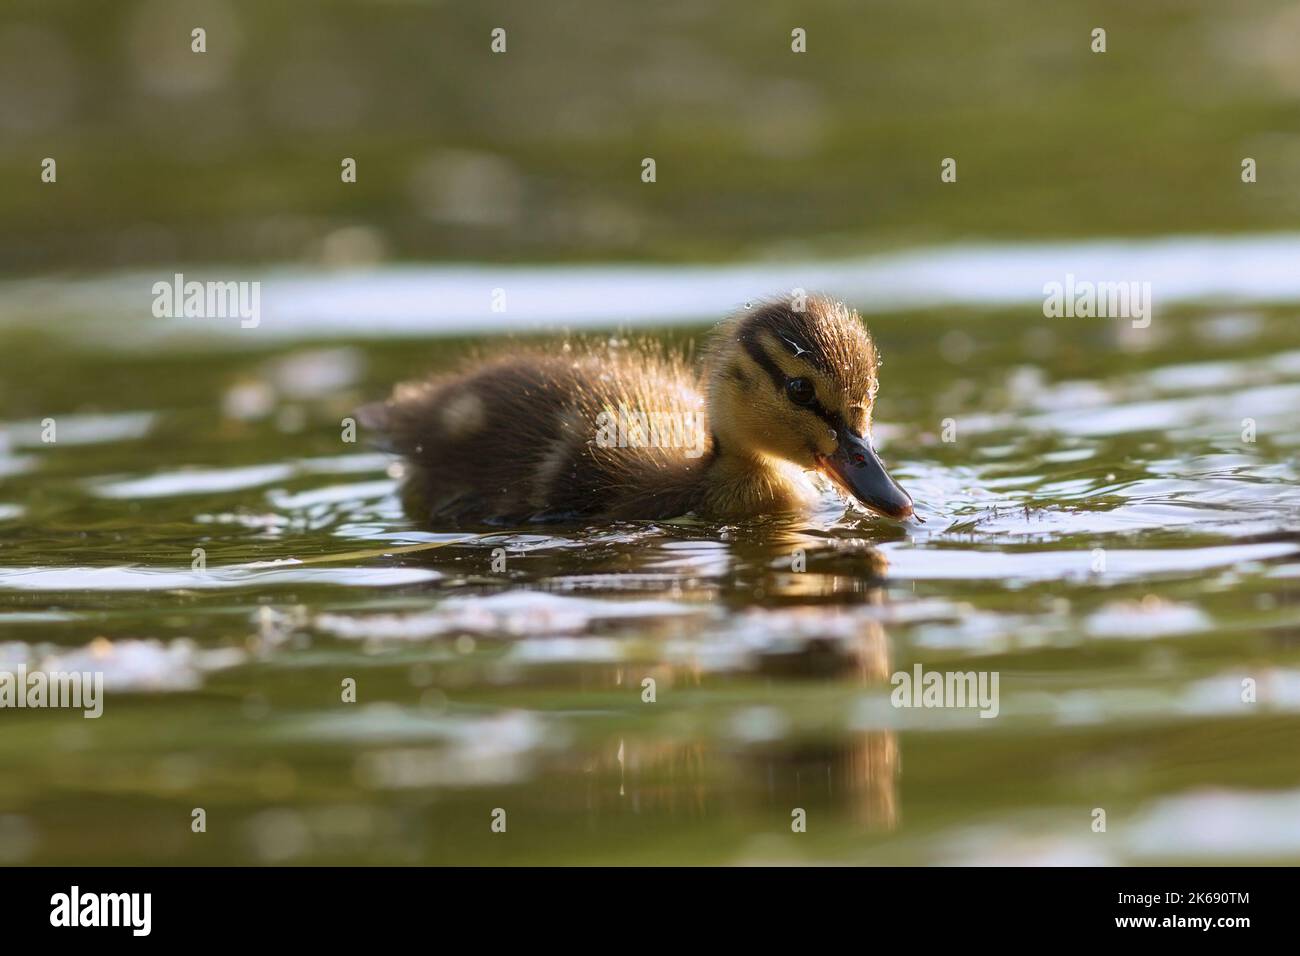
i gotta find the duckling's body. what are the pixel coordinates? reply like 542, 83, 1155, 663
360, 295, 913, 524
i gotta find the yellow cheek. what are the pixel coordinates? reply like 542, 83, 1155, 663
814, 429, 838, 456
790, 414, 838, 457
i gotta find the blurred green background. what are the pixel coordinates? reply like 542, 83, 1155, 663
4, 0, 1299, 274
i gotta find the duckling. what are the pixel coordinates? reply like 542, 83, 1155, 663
358, 294, 914, 523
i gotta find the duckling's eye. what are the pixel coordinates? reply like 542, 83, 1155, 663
785, 377, 816, 406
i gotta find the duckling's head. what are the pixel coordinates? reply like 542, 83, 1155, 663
706, 294, 914, 520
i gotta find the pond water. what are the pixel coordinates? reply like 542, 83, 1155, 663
2, 243, 1299, 864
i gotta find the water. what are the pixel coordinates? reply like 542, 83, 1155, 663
2, 255, 1299, 864
10, 234, 1300, 342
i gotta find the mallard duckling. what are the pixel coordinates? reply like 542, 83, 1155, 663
359, 294, 914, 523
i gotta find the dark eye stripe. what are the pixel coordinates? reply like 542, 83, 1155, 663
739, 325, 788, 392
739, 327, 847, 435
807, 397, 846, 434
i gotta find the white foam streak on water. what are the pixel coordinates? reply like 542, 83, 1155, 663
6, 233, 1300, 340
93, 463, 296, 498
931, 785, 1300, 864
316, 591, 712, 640
0, 565, 439, 591
0, 637, 247, 692
879, 540, 1297, 582
3, 412, 156, 447
92, 459, 395, 500
1127, 789, 1300, 859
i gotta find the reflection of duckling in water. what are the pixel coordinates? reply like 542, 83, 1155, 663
569, 618, 900, 832
360, 294, 914, 523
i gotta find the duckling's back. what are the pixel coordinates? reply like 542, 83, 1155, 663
358, 341, 715, 523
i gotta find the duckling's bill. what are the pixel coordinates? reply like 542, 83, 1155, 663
816, 431, 914, 520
